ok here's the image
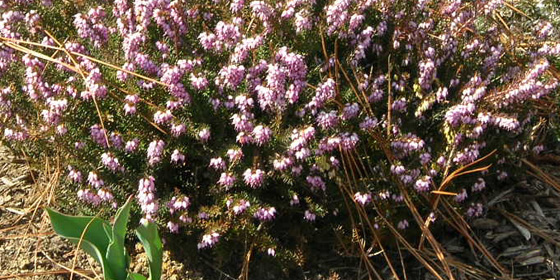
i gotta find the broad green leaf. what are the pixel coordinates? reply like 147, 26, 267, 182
127, 273, 148, 280
113, 196, 134, 240
135, 222, 163, 280
106, 197, 134, 280
46, 208, 116, 279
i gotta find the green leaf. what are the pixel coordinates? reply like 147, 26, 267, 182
135, 222, 163, 280
106, 196, 134, 280
127, 273, 148, 280
46, 208, 116, 279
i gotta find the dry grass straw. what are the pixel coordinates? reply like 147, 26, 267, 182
0, 142, 101, 278
0, 269, 95, 280
522, 159, 560, 192
331, 48, 515, 278
0, 35, 169, 136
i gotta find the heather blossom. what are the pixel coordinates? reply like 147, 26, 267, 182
67, 166, 82, 183
197, 231, 220, 249
147, 139, 165, 165
198, 128, 211, 142
354, 192, 372, 206
316, 111, 339, 129
304, 210, 316, 221
170, 123, 186, 137
171, 149, 186, 164
232, 199, 250, 215
455, 189, 468, 203
414, 176, 432, 192
472, 178, 486, 192
167, 195, 190, 214
1, 0, 556, 273
252, 125, 272, 146
397, 220, 409, 230
77, 189, 101, 206
341, 103, 360, 120
137, 176, 158, 224
87, 171, 104, 188
254, 207, 276, 221
226, 148, 243, 162
306, 175, 326, 191
125, 138, 139, 153
243, 168, 265, 188
101, 152, 124, 172
466, 203, 484, 218
209, 157, 226, 170
267, 248, 276, 256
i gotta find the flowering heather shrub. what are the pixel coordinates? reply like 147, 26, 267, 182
1, 0, 559, 276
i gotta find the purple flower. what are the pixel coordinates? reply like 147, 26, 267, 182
414, 176, 431, 192
55, 124, 68, 135
167, 195, 190, 214
250, 1, 273, 21
125, 138, 139, 153
308, 79, 336, 112
198, 231, 220, 249
340, 132, 359, 151
87, 171, 104, 188
101, 152, 124, 172
67, 166, 82, 183
110, 132, 123, 149
243, 168, 265, 188
273, 156, 293, 171
354, 192, 372, 206
171, 149, 186, 164
232, 199, 250, 214
167, 221, 179, 233
497, 170, 508, 181
216, 65, 245, 90
209, 157, 226, 170
306, 175, 326, 191
466, 203, 483, 218
137, 176, 158, 224
124, 103, 136, 115
472, 178, 485, 192
330, 156, 340, 168
147, 139, 165, 165
290, 194, 300, 206
304, 210, 316, 222
75, 142, 86, 150
252, 125, 272, 146
171, 123, 186, 137
231, 113, 255, 132
218, 172, 236, 188
267, 248, 276, 256
397, 220, 409, 230
391, 98, 407, 112
455, 188, 468, 203
226, 148, 243, 162
294, 10, 312, 33
90, 124, 108, 148
236, 132, 253, 145
419, 153, 431, 165
359, 116, 378, 130
97, 188, 114, 202
317, 111, 339, 129
153, 110, 173, 125
198, 128, 211, 143
254, 206, 276, 221
77, 189, 101, 205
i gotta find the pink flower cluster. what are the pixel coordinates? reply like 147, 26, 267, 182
137, 176, 158, 224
